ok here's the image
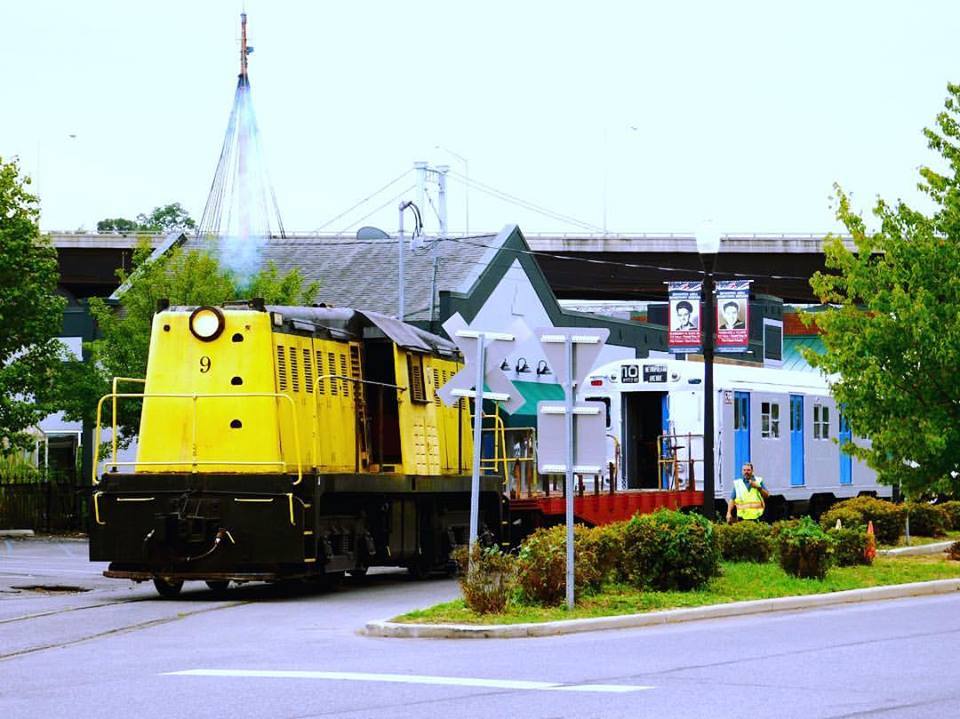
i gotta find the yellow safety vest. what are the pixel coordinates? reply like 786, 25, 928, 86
733, 478, 765, 520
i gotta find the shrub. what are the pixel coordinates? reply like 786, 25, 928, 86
819, 506, 866, 532
623, 509, 720, 591
777, 517, 835, 579
452, 544, 515, 614
584, 522, 628, 584
904, 502, 949, 537
937, 501, 960, 531
827, 526, 872, 567
715, 521, 774, 563
770, 519, 800, 541
516, 525, 600, 605
819, 497, 905, 545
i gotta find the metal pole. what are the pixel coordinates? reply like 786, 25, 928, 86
397, 202, 406, 320
702, 256, 716, 520
565, 336, 575, 609
469, 336, 486, 552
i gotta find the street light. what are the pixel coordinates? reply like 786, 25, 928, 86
435, 145, 469, 236
696, 222, 721, 521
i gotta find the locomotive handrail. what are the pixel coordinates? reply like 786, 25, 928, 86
110, 377, 146, 462
93, 392, 303, 485
312, 374, 407, 469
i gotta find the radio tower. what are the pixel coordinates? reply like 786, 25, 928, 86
198, 12, 285, 280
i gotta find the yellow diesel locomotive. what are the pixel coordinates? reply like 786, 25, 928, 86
89, 300, 504, 596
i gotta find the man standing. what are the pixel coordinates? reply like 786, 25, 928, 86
726, 462, 768, 522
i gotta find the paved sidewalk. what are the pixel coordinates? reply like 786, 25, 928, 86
364, 577, 960, 639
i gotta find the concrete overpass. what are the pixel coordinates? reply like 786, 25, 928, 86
50, 231, 848, 304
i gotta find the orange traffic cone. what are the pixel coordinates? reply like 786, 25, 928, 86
865, 520, 877, 562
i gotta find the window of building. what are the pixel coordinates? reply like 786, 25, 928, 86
813, 404, 830, 439
761, 401, 780, 438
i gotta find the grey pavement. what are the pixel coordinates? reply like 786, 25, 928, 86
2, 536, 960, 718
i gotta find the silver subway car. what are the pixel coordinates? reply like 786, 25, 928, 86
581, 358, 890, 516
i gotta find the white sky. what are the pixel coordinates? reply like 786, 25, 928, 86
2, 1, 956, 236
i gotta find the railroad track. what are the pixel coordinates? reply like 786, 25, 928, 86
0, 594, 250, 661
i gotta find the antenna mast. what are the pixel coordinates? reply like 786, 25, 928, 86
240, 12, 249, 81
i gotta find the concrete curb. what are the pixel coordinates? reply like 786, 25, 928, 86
363, 578, 960, 639
880, 540, 954, 557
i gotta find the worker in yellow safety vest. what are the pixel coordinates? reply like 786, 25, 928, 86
726, 462, 769, 522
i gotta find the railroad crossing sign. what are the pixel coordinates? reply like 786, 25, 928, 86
534, 326, 609, 609
436, 313, 526, 415
437, 313, 529, 551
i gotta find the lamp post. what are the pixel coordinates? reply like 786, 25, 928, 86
696, 224, 721, 520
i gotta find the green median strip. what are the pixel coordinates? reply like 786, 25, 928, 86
395, 555, 960, 626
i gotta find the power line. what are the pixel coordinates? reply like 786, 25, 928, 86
317, 170, 413, 231
336, 185, 416, 235
446, 170, 604, 233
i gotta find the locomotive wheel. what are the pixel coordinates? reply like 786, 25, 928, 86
153, 577, 184, 598
205, 580, 230, 594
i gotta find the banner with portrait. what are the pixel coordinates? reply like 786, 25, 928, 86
715, 279, 751, 353
667, 281, 702, 354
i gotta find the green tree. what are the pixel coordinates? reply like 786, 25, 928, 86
135, 202, 196, 232
96, 217, 140, 233
809, 83, 960, 497
97, 202, 196, 234
0, 157, 67, 452
58, 241, 318, 444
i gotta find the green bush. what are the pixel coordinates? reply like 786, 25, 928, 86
905, 502, 949, 537
583, 522, 628, 584
516, 525, 600, 605
452, 544, 516, 614
770, 519, 800, 541
827, 526, 872, 567
715, 521, 774, 563
819, 497, 904, 545
819, 506, 866, 532
937, 501, 960, 531
623, 509, 720, 591
777, 517, 835, 579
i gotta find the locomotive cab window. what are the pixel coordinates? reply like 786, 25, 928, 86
761, 401, 780, 438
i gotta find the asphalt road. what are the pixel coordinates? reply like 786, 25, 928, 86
2, 537, 959, 719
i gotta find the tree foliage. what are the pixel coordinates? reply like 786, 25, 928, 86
809, 83, 960, 496
97, 202, 196, 234
59, 242, 319, 442
0, 157, 67, 452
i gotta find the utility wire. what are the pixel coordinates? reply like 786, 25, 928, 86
318, 170, 413, 231
446, 170, 605, 232
336, 185, 416, 235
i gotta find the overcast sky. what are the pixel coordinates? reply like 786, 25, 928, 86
2, 1, 957, 236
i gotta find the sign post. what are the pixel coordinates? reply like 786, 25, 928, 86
536, 327, 609, 608
438, 313, 525, 551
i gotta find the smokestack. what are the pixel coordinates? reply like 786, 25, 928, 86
240, 12, 249, 82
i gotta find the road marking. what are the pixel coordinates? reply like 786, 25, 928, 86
164, 669, 652, 693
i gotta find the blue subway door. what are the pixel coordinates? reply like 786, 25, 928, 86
790, 394, 805, 487
733, 391, 751, 480
839, 411, 853, 485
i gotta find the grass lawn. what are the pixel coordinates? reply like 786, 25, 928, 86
394, 555, 960, 626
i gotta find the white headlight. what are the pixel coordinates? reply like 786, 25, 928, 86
189, 307, 225, 341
